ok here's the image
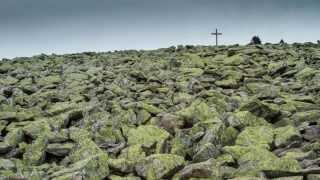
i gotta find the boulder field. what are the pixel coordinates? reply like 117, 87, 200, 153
0, 43, 320, 179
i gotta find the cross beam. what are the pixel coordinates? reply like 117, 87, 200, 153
211, 28, 222, 46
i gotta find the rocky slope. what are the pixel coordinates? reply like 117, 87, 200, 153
0, 43, 320, 179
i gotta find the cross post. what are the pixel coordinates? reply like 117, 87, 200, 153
211, 28, 222, 46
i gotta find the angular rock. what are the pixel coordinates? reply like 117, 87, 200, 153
274, 126, 301, 148
240, 99, 281, 122
192, 143, 221, 162
23, 136, 48, 165
236, 126, 274, 149
295, 67, 318, 82
135, 154, 185, 179
127, 125, 170, 153
227, 111, 271, 130
46, 143, 74, 157
49, 153, 109, 180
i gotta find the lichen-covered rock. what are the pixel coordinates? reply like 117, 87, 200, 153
240, 99, 280, 122
0, 111, 34, 122
0, 76, 19, 86
49, 153, 109, 180
274, 126, 301, 148
235, 126, 274, 149
135, 154, 185, 179
0, 158, 15, 170
227, 111, 271, 129
249, 83, 280, 99
22, 120, 52, 139
225, 146, 301, 177
108, 174, 141, 180
307, 174, 320, 180
216, 79, 239, 88
137, 102, 163, 115
170, 130, 193, 157
93, 125, 125, 147
118, 144, 146, 163
127, 125, 170, 153
237, 156, 301, 177
174, 154, 235, 179
108, 158, 134, 173
23, 136, 48, 165
37, 75, 62, 87
0, 43, 319, 179
268, 61, 288, 75
108, 145, 146, 173
223, 54, 246, 66
292, 110, 320, 125
192, 143, 221, 162
46, 102, 78, 116
175, 99, 219, 124
50, 128, 111, 179
173, 159, 220, 179
3, 128, 24, 147
295, 67, 319, 82
46, 143, 74, 157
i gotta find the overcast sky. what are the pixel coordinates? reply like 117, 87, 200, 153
1, 0, 320, 58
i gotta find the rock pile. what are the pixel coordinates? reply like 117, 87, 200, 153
0, 43, 320, 179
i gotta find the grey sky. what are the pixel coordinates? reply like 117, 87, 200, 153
1, 0, 320, 58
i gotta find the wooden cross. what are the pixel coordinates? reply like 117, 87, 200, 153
211, 28, 222, 46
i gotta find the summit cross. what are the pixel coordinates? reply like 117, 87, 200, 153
211, 28, 222, 46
